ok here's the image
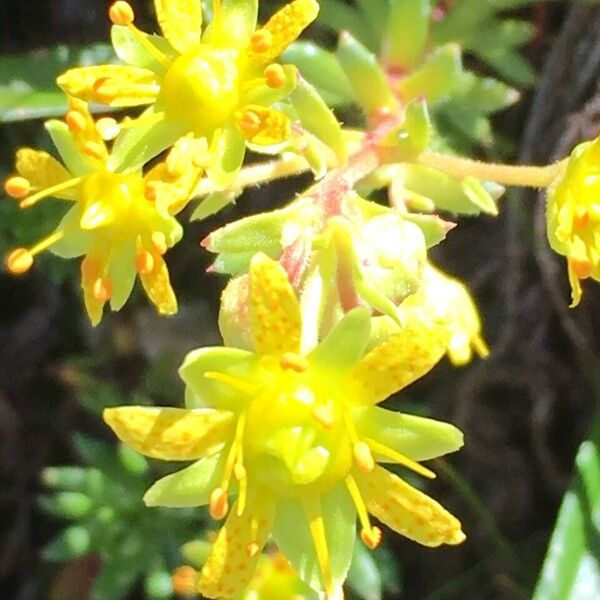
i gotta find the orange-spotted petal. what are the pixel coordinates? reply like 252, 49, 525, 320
248, 252, 301, 356
65, 97, 109, 165
103, 406, 234, 460
198, 495, 276, 598
248, 0, 319, 66
349, 318, 449, 405
355, 465, 465, 547
57, 65, 159, 107
14, 149, 73, 197
154, 0, 202, 54
139, 251, 178, 315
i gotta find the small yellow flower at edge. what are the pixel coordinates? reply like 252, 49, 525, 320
3, 98, 204, 325
547, 136, 600, 306
104, 253, 465, 599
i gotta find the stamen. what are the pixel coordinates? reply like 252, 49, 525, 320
569, 257, 592, 280
135, 250, 155, 275
96, 117, 120, 141
209, 487, 229, 520
19, 177, 81, 209
345, 475, 382, 550
118, 111, 166, 130
280, 352, 308, 372
108, 1, 135, 25
65, 110, 88, 133
251, 29, 273, 53
6, 248, 33, 274
4, 176, 30, 199
83, 141, 106, 161
246, 542, 260, 558
143, 182, 157, 201
246, 517, 259, 557
234, 460, 247, 517
573, 206, 589, 229
93, 78, 119, 103
303, 496, 335, 596
353, 441, 375, 474
365, 438, 436, 479
312, 402, 335, 429
264, 64, 286, 88
151, 231, 168, 255
92, 277, 113, 302
236, 109, 262, 137
204, 371, 258, 396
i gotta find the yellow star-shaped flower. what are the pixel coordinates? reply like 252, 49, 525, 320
104, 253, 465, 598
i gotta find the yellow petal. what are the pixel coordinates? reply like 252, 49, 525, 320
154, 0, 202, 53
81, 255, 107, 326
568, 259, 583, 307
235, 106, 291, 146
198, 495, 276, 598
15, 149, 74, 198
350, 318, 449, 405
248, 0, 319, 66
57, 65, 159, 107
65, 97, 109, 165
139, 251, 178, 315
103, 406, 234, 460
356, 465, 465, 547
248, 252, 301, 356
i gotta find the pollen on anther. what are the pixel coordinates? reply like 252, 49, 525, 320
360, 526, 382, 549
135, 250, 154, 275
209, 487, 229, 520
109, 1, 135, 25
83, 141, 105, 161
251, 29, 273, 53
66, 110, 87, 133
4, 176, 30, 199
6, 248, 33, 274
280, 352, 308, 372
264, 64, 286, 88
246, 542, 260, 558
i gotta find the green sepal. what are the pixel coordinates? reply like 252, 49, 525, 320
179, 347, 257, 410
44, 119, 91, 176
190, 189, 240, 221
355, 406, 464, 461
206, 124, 246, 188
210, 250, 270, 275
401, 213, 454, 248
395, 43, 462, 105
402, 163, 501, 216
108, 241, 137, 311
51, 206, 92, 259
272, 483, 356, 593
143, 453, 225, 507
386, 0, 430, 69
347, 540, 383, 600
283, 42, 355, 107
379, 99, 431, 162
290, 77, 346, 162
308, 307, 370, 373
203, 0, 258, 48
336, 32, 398, 116
110, 26, 175, 75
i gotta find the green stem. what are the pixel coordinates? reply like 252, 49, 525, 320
419, 151, 568, 188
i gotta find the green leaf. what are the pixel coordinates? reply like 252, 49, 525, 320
43, 525, 92, 561
386, 0, 430, 68
533, 414, 600, 600
0, 43, 114, 123
317, 1, 378, 51
190, 189, 239, 221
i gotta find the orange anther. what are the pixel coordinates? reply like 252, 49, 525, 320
171, 565, 198, 596
108, 1, 135, 25
66, 110, 87, 133
264, 63, 286, 88
6, 248, 33, 274
135, 250, 154, 275
4, 176, 30, 199
280, 352, 308, 372
237, 110, 262, 136
570, 257, 592, 279
251, 29, 273, 53
151, 231, 168, 255
353, 441, 375, 474
360, 526, 382, 550
143, 182, 157, 201
93, 79, 118, 103
246, 542, 260, 558
209, 487, 229, 520
92, 277, 112, 302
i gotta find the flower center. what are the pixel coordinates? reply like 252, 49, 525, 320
244, 358, 352, 497
160, 45, 240, 136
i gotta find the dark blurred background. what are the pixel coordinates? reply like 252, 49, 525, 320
2, 1, 600, 599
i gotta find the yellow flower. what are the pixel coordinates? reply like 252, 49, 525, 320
547, 137, 600, 306
399, 263, 489, 366
104, 253, 465, 598
3, 98, 204, 325
57, 0, 319, 179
